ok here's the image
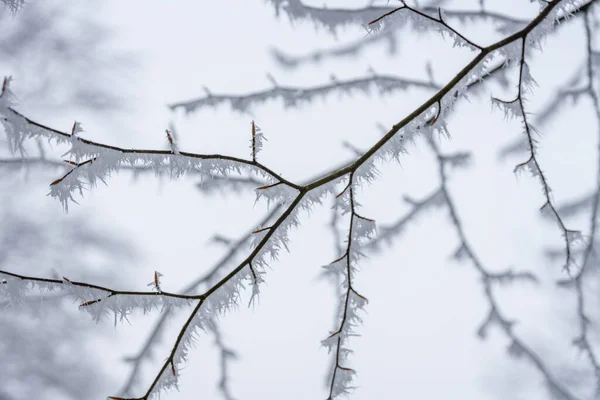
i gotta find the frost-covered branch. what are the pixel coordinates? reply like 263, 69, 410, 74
368, 2, 484, 50
195, 174, 267, 196
491, 31, 581, 272
424, 135, 577, 400
269, 0, 591, 72
110, 193, 306, 399
0, 154, 228, 186
0, 157, 65, 169
555, 8, 600, 394
2, 0, 24, 13
0, 102, 302, 210
322, 174, 374, 399
117, 207, 280, 398
1, 2, 586, 398
366, 188, 446, 252
270, 6, 525, 69
0, 269, 198, 324
169, 73, 440, 115
270, 29, 399, 70
303, 0, 579, 193
266, 0, 527, 33
499, 64, 588, 158
211, 321, 238, 400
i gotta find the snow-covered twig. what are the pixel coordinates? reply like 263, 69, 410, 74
1, 3, 583, 398
0, 269, 198, 324
499, 64, 588, 159
0, 157, 65, 169
492, 31, 581, 273
366, 188, 446, 252
117, 207, 281, 398
555, 8, 600, 394
265, 0, 526, 34
270, 5, 527, 69
210, 321, 238, 400
425, 135, 576, 400
322, 174, 374, 399
270, 29, 399, 70
0, 105, 302, 210
169, 74, 440, 115
368, 2, 483, 50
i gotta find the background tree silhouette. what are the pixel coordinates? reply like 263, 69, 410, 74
0, 2, 136, 399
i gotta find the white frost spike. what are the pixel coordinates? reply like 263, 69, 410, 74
521, 62, 538, 94
251, 207, 300, 270
514, 157, 540, 179
564, 229, 584, 246
354, 158, 379, 185
78, 292, 193, 326
328, 366, 356, 399
321, 256, 346, 275
255, 182, 299, 207
248, 265, 265, 308
498, 40, 524, 66
333, 185, 353, 216
0, 275, 31, 306
301, 180, 340, 210
250, 227, 270, 252
491, 97, 521, 120
352, 216, 376, 243
148, 307, 208, 398
379, 128, 410, 162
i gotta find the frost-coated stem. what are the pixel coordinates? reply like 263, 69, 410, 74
117, 207, 280, 397
500, 64, 589, 158
211, 321, 238, 400
327, 180, 357, 399
556, 8, 600, 394
512, 39, 580, 273
169, 74, 440, 115
306, 0, 576, 191
114, 194, 304, 399
426, 136, 579, 400
324, 173, 373, 399
368, 3, 483, 50
1, 1, 576, 201
0, 269, 200, 301
266, 0, 527, 33
0, 2, 588, 398
6, 108, 301, 191
365, 188, 445, 251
